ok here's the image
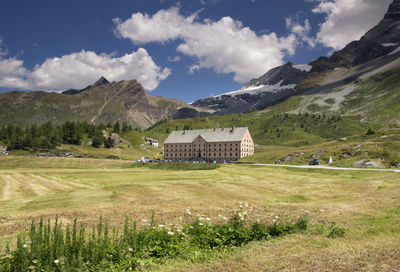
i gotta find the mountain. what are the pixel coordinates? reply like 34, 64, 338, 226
0, 77, 208, 128
309, 0, 400, 73
191, 62, 310, 114
269, 0, 400, 124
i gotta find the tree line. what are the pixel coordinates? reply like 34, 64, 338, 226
0, 121, 134, 151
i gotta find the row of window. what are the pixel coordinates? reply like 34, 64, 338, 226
165, 152, 239, 158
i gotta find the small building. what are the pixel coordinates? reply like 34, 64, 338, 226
164, 127, 254, 161
145, 137, 158, 147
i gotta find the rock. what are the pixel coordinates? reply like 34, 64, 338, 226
312, 150, 326, 159
338, 137, 347, 141
0, 145, 8, 156
275, 153, 300, 164
36, 152, 83, 158
342, 153, 352, 159
352, 160, 384, 168
102, 130, 130, 148
327, 156, 333, 164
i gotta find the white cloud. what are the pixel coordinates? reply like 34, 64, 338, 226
168, 55, 181, 62
113, 7, 297, 83
0, 39, 9, 57
286, 17, 315, 47
0, 48, 170, 91
313, 0, 391, 50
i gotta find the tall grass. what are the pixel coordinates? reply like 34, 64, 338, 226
0, 212, 307, 271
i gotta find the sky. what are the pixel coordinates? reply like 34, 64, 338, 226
0, 0, 392, 102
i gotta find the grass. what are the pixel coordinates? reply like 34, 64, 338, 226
132, 162, 221, 171
145, 112, 368, 147
0, 156, 399, 270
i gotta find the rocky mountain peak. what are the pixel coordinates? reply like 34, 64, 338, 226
92, 76, 110, 87
242, 62, 310, 89
310, 1, 400, 73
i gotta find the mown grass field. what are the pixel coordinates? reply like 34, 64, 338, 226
0, 156, 399, 271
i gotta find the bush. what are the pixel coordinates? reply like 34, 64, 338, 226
0, 213, 308, 271
327, 221, 347, 238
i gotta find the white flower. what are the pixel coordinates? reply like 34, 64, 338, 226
152, 226, 156, 229
243, 211, 247, 215
23, 244, 27, 248
218, 214, 222, 217
238, 212, 242, 217
223, 217, 228, 220
32, 259, 38, 264
205, 217, 211, 221
167, 231, 174, 235
238, 201, 243, 205
275, 215, 279, 219
54, 259, 59, 264
199, 217, 204, 221
272, 219, 276, 222
141, 219, 148, 222
158, 224, 164, 228
256, 218, 260, 223
245, 203, 249, 207
129, 247, 133, 252
199, 223, 204, 226
320, 209, 325, 212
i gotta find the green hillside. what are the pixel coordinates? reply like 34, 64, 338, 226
145, 112, 369, 147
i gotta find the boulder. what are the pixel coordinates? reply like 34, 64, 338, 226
352, 160, 384, 168
312, 150, 326, 159
275, 153, 301, 164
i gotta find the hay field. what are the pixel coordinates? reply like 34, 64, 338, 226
0, 156, 399, 271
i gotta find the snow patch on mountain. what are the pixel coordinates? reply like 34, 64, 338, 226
213, 80, 296, 98
292, 64, 312, 72
388, 46, 400, 55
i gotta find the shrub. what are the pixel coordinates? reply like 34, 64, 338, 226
327, 221, 347, 238
0, 213, 308, 271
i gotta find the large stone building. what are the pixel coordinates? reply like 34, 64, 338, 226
164, 127, 254, 161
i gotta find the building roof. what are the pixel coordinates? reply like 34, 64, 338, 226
164, 127, 249, 144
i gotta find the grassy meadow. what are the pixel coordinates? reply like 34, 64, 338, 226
0, 156, 399, 271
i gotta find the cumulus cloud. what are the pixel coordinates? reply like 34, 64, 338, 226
313, 0, 391, 50
0, 48, 170, 91
114, 7, 297, 83
286, 17, 315, 47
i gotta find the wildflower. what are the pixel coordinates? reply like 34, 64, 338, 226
218, 214, 222, 217
275, 215, 279, 219
272, 219, 276, 222
223, 217, 228, 220
54, 259, 60, 264
243, 211, 247, 215
28, 265, 35, 270
205, 217, 211, 221
199, 223, 204, 226
158, 224, 164, 228
152, 226, 156, 229
32, 260, 38, 264
199, 217, 204, 221
320, 209, 325, 212
129, 248, 133, 252
141, 219, 148, 223
256, 218, 260, 223
245, 203, 249, 207
238, 201, 243, 205
23, 244, 27, 248
305, 210, 310, 213
238, 212, 242, 217
167, 231, 174, 235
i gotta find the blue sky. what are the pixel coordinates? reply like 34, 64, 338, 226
0, 0, 391, 102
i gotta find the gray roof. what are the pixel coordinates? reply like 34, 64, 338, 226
164, 127, 249, 144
